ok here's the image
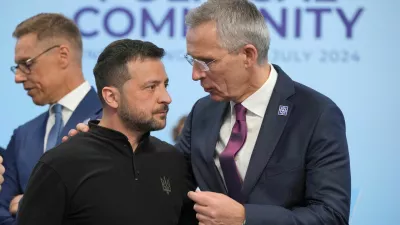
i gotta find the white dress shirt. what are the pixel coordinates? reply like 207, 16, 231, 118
44, 81, 91, 152
214, 64, 278, 185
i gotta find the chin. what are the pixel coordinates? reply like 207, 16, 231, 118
152, 124, 166, 131
31, 97, 47, 106
152, 119, 167, 131
209, 93, 227, 102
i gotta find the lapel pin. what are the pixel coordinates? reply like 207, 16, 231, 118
278, 105, 289, 116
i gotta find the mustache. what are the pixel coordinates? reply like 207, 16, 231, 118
153, 105, 169, 114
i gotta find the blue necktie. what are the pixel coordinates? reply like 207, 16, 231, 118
46, 104, 63, 151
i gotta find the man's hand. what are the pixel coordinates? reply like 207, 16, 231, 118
61, 123, 90, 143
9, 194, 23, 215
188, 191, 245, 225
0, 156, 5, 190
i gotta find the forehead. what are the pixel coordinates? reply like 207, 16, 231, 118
126, 58, 168, 83
186, 21, 222, 58
14, 33, 39, 62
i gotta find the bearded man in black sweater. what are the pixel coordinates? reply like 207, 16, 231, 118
16, 39, 197, 225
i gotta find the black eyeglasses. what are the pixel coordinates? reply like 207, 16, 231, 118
11, 45, 61, 75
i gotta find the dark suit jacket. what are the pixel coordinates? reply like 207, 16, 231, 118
0, 88, 102, 225
176, 64, 351, 225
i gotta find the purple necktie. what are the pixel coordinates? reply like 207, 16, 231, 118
219, 103, 247, 203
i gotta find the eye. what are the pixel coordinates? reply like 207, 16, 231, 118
147, 84, 156, 90
202, 59, 214, 64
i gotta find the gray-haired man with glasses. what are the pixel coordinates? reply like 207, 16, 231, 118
0, 13, 102, 225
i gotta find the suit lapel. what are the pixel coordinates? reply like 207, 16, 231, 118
242, 65, 295, 200
59, 88, 102, 141
202, 101, 229, 193
33, 114, 48, 153
23, 112, 48, 184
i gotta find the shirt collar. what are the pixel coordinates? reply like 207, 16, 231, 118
48, 81, 91, 113
230, 64, 278, 118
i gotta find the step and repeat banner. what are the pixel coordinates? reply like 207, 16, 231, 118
0, 0, 398, 224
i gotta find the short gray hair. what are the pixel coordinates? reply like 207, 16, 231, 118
185, 0, 270, 65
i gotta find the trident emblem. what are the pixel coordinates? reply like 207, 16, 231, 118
160, 176, 171, 195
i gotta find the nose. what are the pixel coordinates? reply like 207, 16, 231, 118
14, 72, 27, 84
192, 65, 206, 81
159, 86, 172, 105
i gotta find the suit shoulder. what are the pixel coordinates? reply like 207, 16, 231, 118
194, 95, 214, 107
190, 95, 225, 116
293, 81, 340, 110
13, 112, 48, 133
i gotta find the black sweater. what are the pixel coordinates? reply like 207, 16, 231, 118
17, 122, 197, 225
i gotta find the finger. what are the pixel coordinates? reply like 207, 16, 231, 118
16, 195, 23, 201
9, 203, 18, 215
193, 204, 211, 216
76, 123, 89, 132
0, 164, 5, 175
68, 129, 78, 137
188, 191, 211, 206
61, 136, 69, 143
0, 175, 4, 186
10, 197, 18, 205
196, 213, 212, 223
9, 203, 17, 215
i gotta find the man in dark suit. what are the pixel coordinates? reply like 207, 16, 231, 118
0, 13, 102, 225
179, 1, 351, 225
63, 1, 350, 224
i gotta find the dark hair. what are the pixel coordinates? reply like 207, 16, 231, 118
13, 13, 82, 53
93, 39, 165, 104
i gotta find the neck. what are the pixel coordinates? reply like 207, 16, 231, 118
51, 68, 85, 103
234, 63, 271, 103
98, 109, 145, 151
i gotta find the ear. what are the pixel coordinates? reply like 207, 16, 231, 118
102, 86, 120, 109
58, 45, 70, 69
241, 44, 258, 68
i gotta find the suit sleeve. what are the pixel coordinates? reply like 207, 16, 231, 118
175, 100, 199, 188
174, 107, 194, 160
0, 131, 22, 225
244, 104, 351, 225
16, 162, 67, 225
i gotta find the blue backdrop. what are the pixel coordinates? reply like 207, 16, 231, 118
0, 0, 398, 224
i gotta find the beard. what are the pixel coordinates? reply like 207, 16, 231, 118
117, 95, 168, 133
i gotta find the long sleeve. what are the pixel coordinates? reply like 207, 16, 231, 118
16, 162, 68, 225
177, 146, 198, 225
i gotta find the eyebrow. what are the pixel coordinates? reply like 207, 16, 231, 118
143, 78, 169, 86
187, 53, 213, 61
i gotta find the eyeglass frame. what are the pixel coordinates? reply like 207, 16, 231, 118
11, 45, 61, 75
184, 49, 237, 72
